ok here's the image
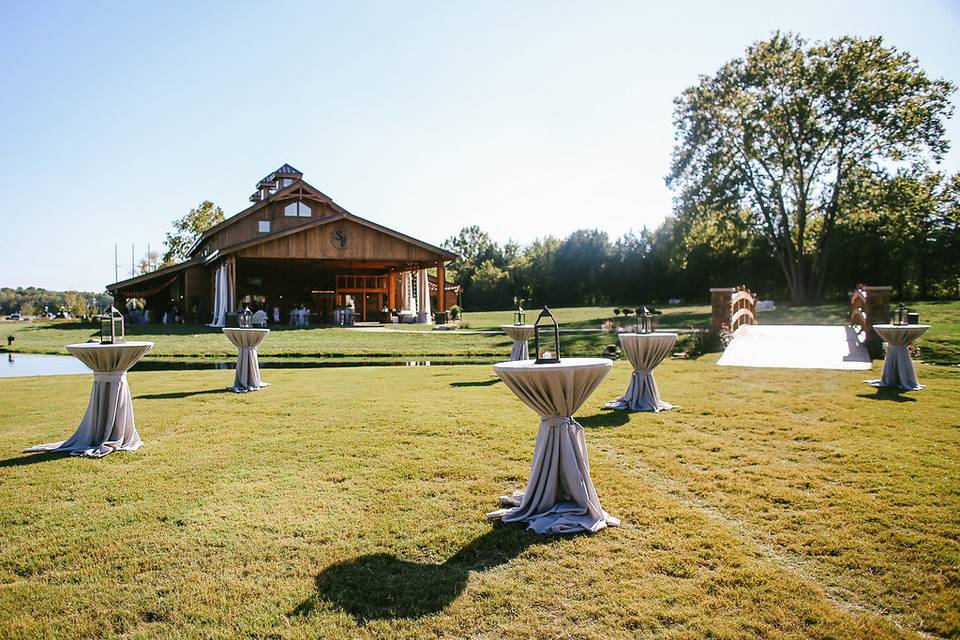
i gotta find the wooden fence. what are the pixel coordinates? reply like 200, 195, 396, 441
849, 284, 892, 341
710, 285, 757, 332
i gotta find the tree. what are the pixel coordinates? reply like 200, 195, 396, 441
138, 249, 162, 275
442, 226, 504, 291
162, 201, 225, 264
668, 33, 955, 303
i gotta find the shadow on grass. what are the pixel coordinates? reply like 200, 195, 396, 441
292, 525, 553, 621
856, 389, 918, 403
578, 411, 631, 429
135, 388, 231, 400
449, 378, 500, 387
0, 451, 73, 468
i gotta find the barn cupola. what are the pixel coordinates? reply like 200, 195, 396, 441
250, 163, 303, 203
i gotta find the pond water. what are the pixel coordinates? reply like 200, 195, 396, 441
1, 353, 92, 378
0, 353, 494, 378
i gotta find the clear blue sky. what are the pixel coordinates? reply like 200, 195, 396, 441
1, 0, 957, 291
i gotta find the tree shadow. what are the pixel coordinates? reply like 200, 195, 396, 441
135, 388, 231, 400
578, 410, 631, 429
449, 378, 500, 387
291, 524, 554, 621
0, 451, 73, 468
856, 389, 917, 403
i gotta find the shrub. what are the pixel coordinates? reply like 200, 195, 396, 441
449, 305, 461, 320
613, 308, 621, 316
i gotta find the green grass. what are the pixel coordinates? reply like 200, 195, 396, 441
1, 358, 958, 638
2, 300, 957, 364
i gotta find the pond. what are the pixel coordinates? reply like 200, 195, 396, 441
0, 353, 496, 378
1, 353, 91, 378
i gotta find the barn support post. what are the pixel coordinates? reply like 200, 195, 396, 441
436, 261, 446, 313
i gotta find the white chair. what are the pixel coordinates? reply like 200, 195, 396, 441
251, 310, 267, 327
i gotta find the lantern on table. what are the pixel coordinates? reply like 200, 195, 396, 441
99, 306, 125, 344
239, 306, 253, 329
893, 303, 908, 326
533, 307, 561, 364
514, 305, 526, 326
635, 306, 662, 334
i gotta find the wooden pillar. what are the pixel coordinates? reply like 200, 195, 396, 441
863, 285, 892, 341
227, 255, 237, 313
709, 287, 735, 329
388, 269, 396, 311
436, 261, 446, 312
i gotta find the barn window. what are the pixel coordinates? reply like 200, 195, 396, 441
258, 220, 271, 233
284, 201, 312, 217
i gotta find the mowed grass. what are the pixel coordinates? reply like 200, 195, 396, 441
4, 300, 956, 364
0, 358, 957, 638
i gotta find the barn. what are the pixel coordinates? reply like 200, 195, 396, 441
106, 164, 460, 325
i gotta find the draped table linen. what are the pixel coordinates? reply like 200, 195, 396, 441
866, 324, 929, 391
501, 324, 535, 361
488, 358, 619, 534
604, 332, 678, 412
223, 328, 270, 392
24, 341, 153, 458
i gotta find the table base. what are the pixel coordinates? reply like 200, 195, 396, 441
487, 416, 620, 534
864, 345, 924, 391
24, 372, 143, 458
510, 340, 529, 361
231, 347, 270, 393
604, 370, 676, 412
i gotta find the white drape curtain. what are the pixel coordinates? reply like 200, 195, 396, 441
209, 264, 229, 327
416, 268, 432, 324
401, 271, 417, 315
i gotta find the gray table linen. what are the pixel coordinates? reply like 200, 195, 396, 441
24, 341, 153, 458
866, 324, 929, 391
501, 325, 535, 361
489, 358, 619, 534
223, 328, 270, 392
603, 333, 677, 412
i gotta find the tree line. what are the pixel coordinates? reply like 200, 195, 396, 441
0, 287, 113, 318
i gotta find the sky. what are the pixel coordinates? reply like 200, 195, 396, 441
1, 0, 958, 292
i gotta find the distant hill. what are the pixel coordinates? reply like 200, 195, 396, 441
0, 287, 113, 317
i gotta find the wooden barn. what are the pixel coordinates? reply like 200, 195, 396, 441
106, 164, 460, 325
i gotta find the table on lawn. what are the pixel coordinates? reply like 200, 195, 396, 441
501, 324, 535, 361
24, 341, 153, 458
866, 324, 930, 391
603, 332, 678, 412
223, 328, 271, 392
488, 357, 620, 534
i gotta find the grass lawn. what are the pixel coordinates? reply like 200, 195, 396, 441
4, 301, 957, 365
1, 357, 957, 638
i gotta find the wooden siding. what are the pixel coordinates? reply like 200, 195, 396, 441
235, 219, 443, 263
205, 198, 336, 253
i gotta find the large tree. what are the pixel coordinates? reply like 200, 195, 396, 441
667, 33, 954, 303
162, 200, 225, 264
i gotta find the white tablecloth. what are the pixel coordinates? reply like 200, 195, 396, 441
24, 341, 153, 458
489, 358, 619, 534
223, 328, 270, 392
604, 332, 677, 412
501, 324, 535, 361
866, 324, 929, 391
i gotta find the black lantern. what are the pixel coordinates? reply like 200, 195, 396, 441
635, 306, 662, 334
533, 307, 561, 364
238, 306, 253, 329
893, 303, 908, 326
514, 305, 526, 326
99, 306, 125, 344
